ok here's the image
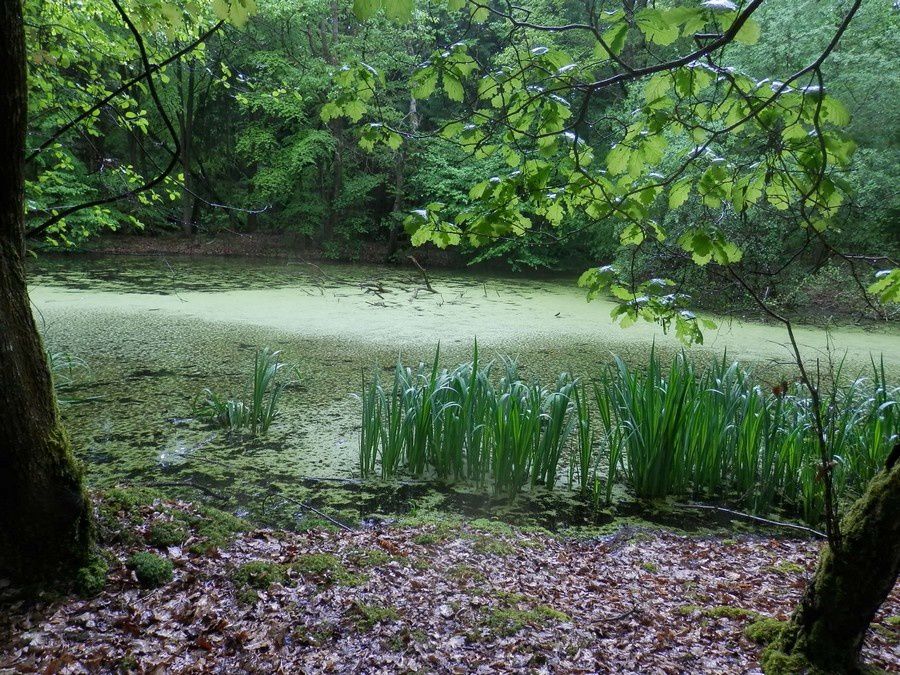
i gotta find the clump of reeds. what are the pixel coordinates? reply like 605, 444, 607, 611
194, 347, 299, 436
359, 345, 582, 497
358, 345, 898, 525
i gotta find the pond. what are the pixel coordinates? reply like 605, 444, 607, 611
30, 254, 900, 530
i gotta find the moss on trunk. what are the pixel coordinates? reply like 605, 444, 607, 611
763, 458, 900, 673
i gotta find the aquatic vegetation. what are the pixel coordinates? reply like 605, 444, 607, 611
359, 345, 582, 497
193, 347, 299, 435
598, 352, 899, 524
360, 346, 899, 525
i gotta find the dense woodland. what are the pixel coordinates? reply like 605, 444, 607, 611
2, 0, 899, 673
24, 0, 899, 310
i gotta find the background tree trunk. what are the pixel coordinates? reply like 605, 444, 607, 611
0, 0, 92, 581
766, 453, 900, 673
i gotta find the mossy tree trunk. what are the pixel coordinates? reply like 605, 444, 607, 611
0, 0, 92, 581
769, 454, 900, 673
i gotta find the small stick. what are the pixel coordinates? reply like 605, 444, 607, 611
676, 503, 826, 538
278, 494, 354, 532
408, 255, 436, 293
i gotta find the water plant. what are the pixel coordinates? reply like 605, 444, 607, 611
194, 347, 299, 435
358, 345, 898, 525
358, 344, 579, 496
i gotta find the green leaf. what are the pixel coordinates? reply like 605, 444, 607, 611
620, 223, 644, 245
411, 68, 438, 99
599, 22, 628, 57
868, 269, 900, 304
384, 0, 413, 20
734, 18, 760, 45
636, 9, 680, 46
668, 177, 692, 209
443, 73, 464, 102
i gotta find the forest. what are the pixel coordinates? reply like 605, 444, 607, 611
1, 0, 898, 672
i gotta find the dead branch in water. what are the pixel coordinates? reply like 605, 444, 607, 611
408, 255, 437, 293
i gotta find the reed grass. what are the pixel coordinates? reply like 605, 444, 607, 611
194, 347, 298, 435
358, 345, 898, 525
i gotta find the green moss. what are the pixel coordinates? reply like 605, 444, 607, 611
770, 561, 806, 575
885, 616, 900, 627
233, 561, 287, 589
148, 521, 187, 548
469, 518, 515, 536
103, 487, 163, 512
473, 536, 515, 556
481, 604, 569, 637
387, 627, 427, 651
448, 564, 486, 584
352, 548, 391, 567
74, 554, 108, 596
350, 601, 400, 631
292, 553, 364, 586
758, 645, 816, 674
641, 561, 659, 573
128, 552, 173, 588
181, 505, 248, 553
745, 618, 787, 645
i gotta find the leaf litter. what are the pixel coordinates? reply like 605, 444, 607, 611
0, 495, 897, 674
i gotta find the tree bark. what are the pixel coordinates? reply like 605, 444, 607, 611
177, 64, 197, 236
765, 452, 900, 673
0, 0, 92, 581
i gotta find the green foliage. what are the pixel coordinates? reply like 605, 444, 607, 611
74, 555, 109, 597
128, 551, 173, 588
360, 345, 898, 525
194, 347, 299, 435
359, 344, 582, 496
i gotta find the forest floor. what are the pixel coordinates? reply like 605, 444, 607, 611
1, 492, 898, 674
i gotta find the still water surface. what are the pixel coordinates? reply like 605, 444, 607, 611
29, 255, 900, 528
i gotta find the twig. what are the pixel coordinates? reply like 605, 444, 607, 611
676, 503, 826, 539
277, 494, 354, 532
408, 255, 436, 293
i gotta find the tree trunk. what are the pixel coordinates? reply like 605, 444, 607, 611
764, 453, 900, 673
386, 94, 418, 261
178, 64, 196, 237
0, 0, 92, 581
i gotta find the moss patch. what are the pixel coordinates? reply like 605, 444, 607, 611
74, 555, 109, 597
351, 548, 392, 568
476, 591, 569, 639
350, 601, 400, 631
481, 604, 569, 638
180, 505, 248, 553
232, 561, 287, 589
472, 536, 515, 556
128, 552, 173, 588
678, 604, 761, 620
448, 564, 486, 584
745, 618, 786, 645
148, 521, 187, 548
769, 561, 806, 575
292, 553, 364, 586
